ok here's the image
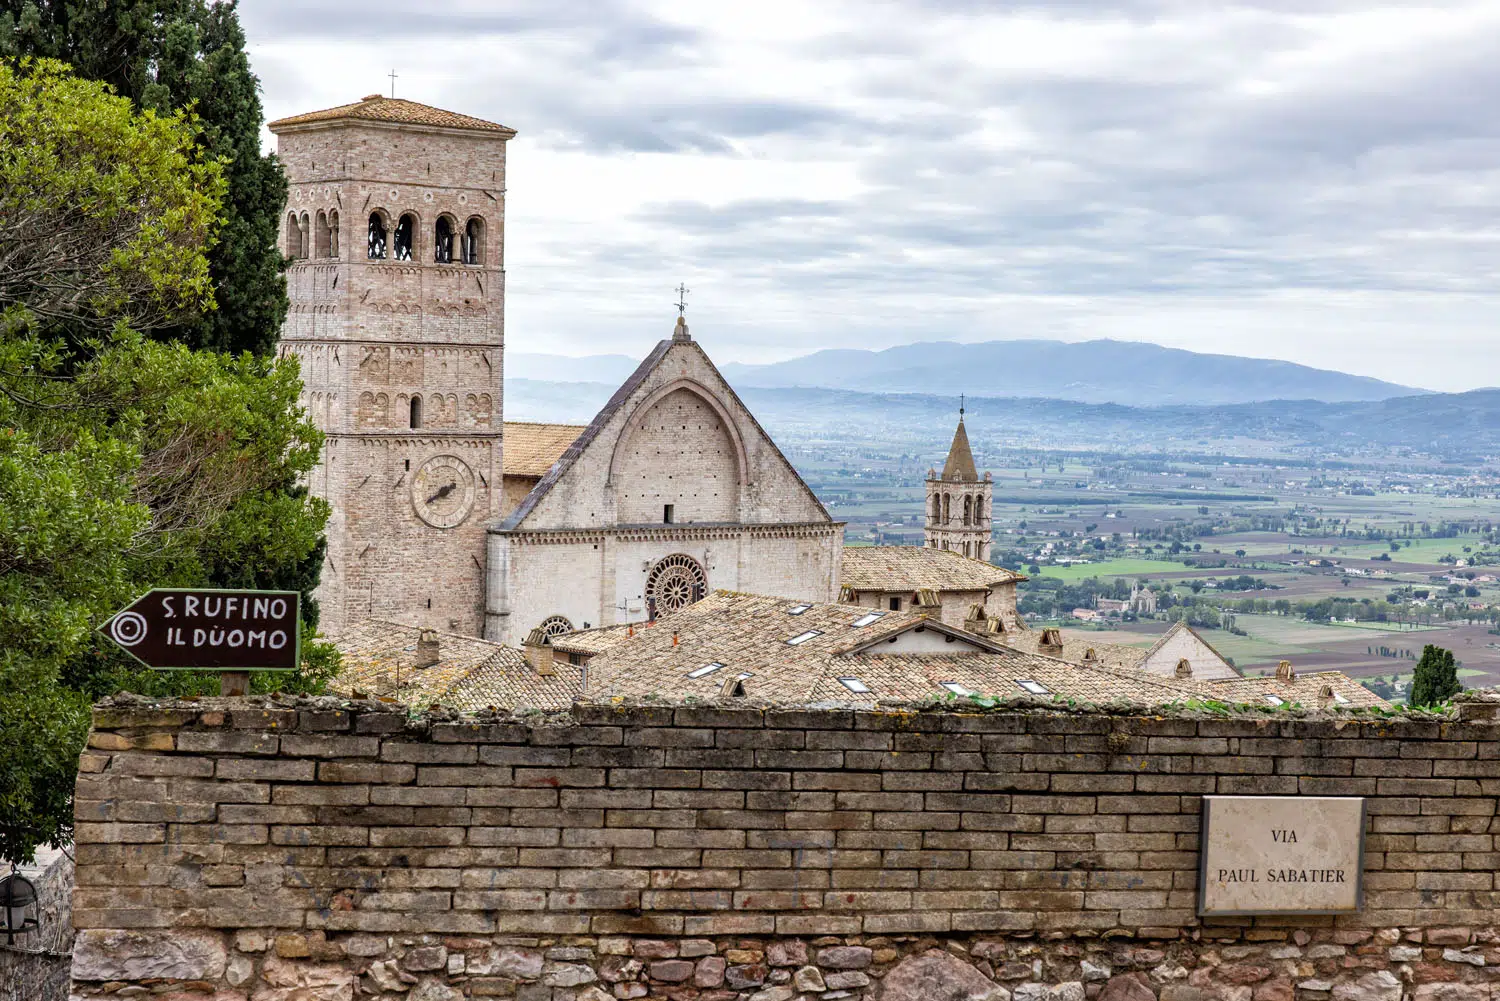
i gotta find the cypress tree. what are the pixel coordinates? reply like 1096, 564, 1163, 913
1409, 644, 1461, 706
0, 0, 288, 354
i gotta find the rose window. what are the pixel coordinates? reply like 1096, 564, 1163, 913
645, 554, 707, 616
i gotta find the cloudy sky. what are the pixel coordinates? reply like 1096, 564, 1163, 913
243, 1, 1500, 391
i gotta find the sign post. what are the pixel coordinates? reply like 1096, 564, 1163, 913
98, 589, 301, 696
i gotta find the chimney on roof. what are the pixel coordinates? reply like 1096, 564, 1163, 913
362, 93, 382, 101
522, 628, 557, 677
1175, 657, 1192, 679
414, 629, 440, 668
1083, 647, 1097, 663
1040, 627, 1063, 654
1276, 660, 1296, 683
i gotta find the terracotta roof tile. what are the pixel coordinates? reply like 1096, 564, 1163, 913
269, 96, 514, 135
504, 422, 586, 478
581, 592, 1217, 707
1001, 628, 1149, 671
330, 619, 578, 710
1210, 670, 1389, 709
841, 546, 1026, 592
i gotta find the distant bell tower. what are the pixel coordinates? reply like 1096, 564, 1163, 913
924, 399, 993, 561
268, 95, 515, 636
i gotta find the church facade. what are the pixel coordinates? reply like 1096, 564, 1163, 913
269, 96, 843, 644
486, 318, 843, 646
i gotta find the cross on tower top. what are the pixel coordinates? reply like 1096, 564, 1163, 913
388, 69, 398, 97
960, 393, 965, 418
675, 283, 690, 317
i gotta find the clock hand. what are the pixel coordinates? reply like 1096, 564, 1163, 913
425, 481, 456, 504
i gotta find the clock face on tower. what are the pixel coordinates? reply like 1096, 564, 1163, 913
411, 454, 477, 529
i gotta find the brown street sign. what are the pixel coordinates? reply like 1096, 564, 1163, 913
97, 589, 301, 671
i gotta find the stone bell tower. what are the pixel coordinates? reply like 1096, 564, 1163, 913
269, 96, 514, 636
924, 401, 993, 561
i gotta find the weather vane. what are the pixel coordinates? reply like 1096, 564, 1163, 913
388, 68, 398, 98
675, 283, 690, 317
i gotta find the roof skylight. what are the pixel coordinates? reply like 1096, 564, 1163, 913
940, 681, 975, 696
787, 604, 813, 616
1016, 679, 1050, 695
1332, 691, 1351, 705
851, 612, 885, 627
687, 663, 725, 679
1264, 694, 1285, 706
838, 677, 872, 693
787, 630, 823, 646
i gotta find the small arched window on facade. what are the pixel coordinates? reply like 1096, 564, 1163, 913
409, 395, 423, 429
327, 210, 340, 257
462, 217, 484, 265
314, 211, 330, 258
285, 212, 300, 257
298, 212, 311, 258
434, 216, 455, 264
962, 495, 972, 526
368, 212, 388, 259
393, 213, 415, 261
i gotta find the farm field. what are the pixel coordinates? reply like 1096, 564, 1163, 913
1038, 558, 1194, 582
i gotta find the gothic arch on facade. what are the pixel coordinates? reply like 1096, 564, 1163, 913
607, 379, 750, 489
645, 553, 707, 617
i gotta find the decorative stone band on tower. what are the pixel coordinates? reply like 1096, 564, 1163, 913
268, 96, 516, 637
925, 408, 993, 562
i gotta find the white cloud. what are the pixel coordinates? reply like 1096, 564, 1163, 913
243, 0, 1500, 391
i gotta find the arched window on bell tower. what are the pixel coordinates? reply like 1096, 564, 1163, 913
962, 495, 972, 527
943, 494, 950, 524
393, 213, 415, 261
434, 216, 455, 263
409, 395, 423, 429
368, 212, 388, 259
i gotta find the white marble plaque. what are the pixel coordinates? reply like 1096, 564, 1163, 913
1198, 796, 1365, 915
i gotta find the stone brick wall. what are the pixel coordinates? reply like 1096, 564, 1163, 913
70, 697, 1500, 1000
0, 846, 74, 1001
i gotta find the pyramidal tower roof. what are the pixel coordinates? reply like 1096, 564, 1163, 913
941, 414, 978, 481
268, 95, 515, 135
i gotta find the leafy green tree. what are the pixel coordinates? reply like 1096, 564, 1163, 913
1409, 644, 1461, 707
0, 0, 288, 354
0, 62, 330, 862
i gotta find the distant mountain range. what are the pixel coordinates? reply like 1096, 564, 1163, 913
505, 378, 1500, 462
511, 339, 1423, 407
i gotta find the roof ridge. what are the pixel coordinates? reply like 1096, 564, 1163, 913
268, 95, 514, 135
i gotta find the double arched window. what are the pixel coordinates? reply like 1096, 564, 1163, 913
285, 212, 311, 259
359, 209, 488, 266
